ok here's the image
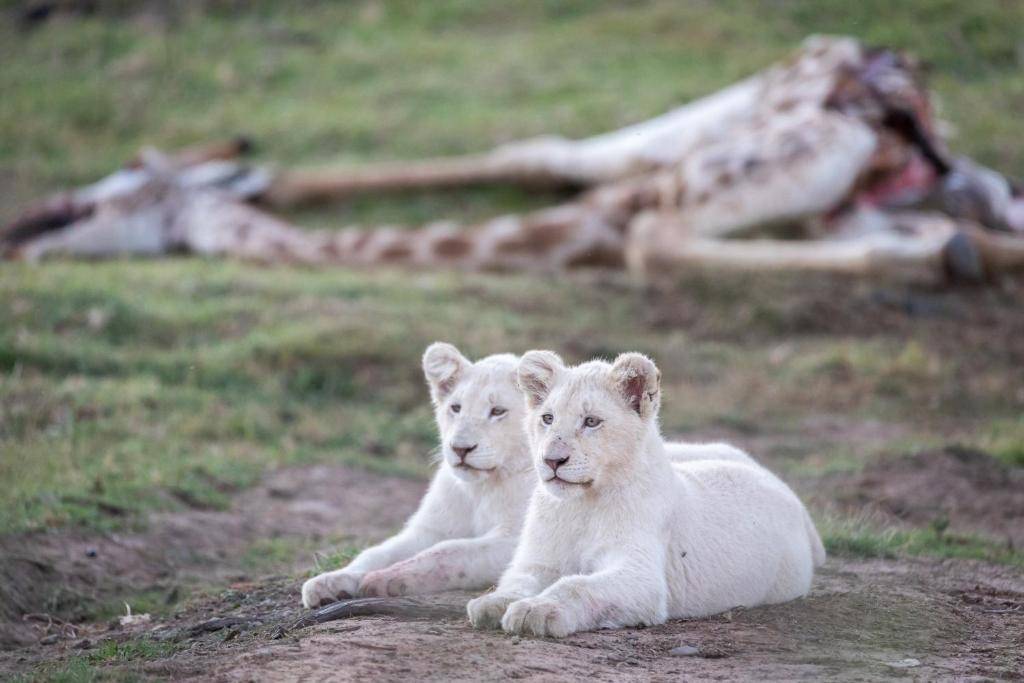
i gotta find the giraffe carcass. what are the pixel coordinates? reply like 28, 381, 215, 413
3, 36, 1023, 283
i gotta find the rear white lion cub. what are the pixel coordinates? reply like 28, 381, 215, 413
467, 351, 825, 637
302, 343, 535, 608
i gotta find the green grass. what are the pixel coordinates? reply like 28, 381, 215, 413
12, 637, 179, 683
2, 260, 1022, 540
982, 417, 1024, 467
311, 544, 364, 577
237, 536, 367, 577
85, 638, 179, 665
0, 261, 628, 531
11, 659, 102, 683
820, 514, 1023, 566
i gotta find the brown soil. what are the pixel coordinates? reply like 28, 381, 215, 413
7, 557, 1022, 681
822, 446, 1024, 548
1, 457, 1022, 680
167, 558, 1024, 682
0, 466, 424, 648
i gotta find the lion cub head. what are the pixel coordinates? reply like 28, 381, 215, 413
423, 342, 530, 483
516, 350, 661, 498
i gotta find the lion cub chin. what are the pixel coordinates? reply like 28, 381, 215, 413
301, 343, 535, 608
467, 350, 825, 638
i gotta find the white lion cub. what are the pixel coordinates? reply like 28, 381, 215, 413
302, 343, 535, 608
467, 350, 825, 637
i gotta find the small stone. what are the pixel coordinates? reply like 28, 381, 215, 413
669, 645, 700, 657
511, 635, 521, 644
40, 634, 60, 645
72, 638, 93, 649
886, 658, 921, 668
85, 548, 98, 558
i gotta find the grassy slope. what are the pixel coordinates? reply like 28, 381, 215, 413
1, 1, 1023, 555
2, 261, 1022, 561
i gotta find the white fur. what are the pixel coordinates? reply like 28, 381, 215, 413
301, 343, 535, 608
467, 351, 825, 637
665, 440, 759, 468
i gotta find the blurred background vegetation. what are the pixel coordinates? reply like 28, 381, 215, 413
1, 0, 1022, 561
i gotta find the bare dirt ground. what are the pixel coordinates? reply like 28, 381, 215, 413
167, 559, 1024, 682
2, 460, 1022, 681
0, 466, 423, 649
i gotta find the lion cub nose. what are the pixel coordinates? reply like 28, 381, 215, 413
452, 444, 477, 461
544, 455, 569, 472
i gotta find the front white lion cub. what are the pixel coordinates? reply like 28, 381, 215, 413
467, 351, 825, 637
302, 343, 535, 608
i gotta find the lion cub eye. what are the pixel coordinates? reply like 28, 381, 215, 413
490, 407, 507, 417
450, 403, 461, 414
541, 413, 554, 425
583, 416, 602, 428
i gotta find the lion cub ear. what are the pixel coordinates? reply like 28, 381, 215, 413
517, 350, 565, 409
422, 342, 471, 404
610, 353, 661, 420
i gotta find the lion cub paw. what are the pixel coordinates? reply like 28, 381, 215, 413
501, 597, 575, 638
467, 592, 517, 630
301, 570, 363, 608
358, 568, 412, 597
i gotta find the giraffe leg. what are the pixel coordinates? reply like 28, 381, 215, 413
259, 153, 580, 209
626, 211, 954, 284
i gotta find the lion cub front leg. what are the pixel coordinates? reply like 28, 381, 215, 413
359, 535, 517, 597
467, 565, 559, 630
501, 557, 667, 638
302, 528, 439, 608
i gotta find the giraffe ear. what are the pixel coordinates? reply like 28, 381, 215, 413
422, 343, 470, 403
517, 350, 564, 409
609, 353, 661, 419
